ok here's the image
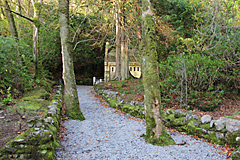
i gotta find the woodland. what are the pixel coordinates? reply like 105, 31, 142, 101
0, 0, 240, 153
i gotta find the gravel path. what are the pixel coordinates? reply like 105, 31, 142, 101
55, 86, 230, 160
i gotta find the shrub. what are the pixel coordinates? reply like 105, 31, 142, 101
159, 53, 226, 110
0, 36, 34, 100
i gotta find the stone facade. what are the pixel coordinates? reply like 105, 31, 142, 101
104, 44, 141, 82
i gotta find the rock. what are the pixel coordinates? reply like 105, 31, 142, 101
47, 110, 56, 117
201, 115, 212, 124
174, 110, 187, 118
210, 120, 217, 128
214, 117, 229, 131
48, 105, 58, 111
13, 139, 25, 143
194, 121, 200, 127
35, 121, 43, 128
166, 109, 175, 115
52, 101, 58, 105
44, 117, 54, 125
216, 132, 224, 139
226, 119, 240, 133
19, 154, 25, 159
236, 137, 240, 142
201, 128, 208, 134
186, 114, 199, 120
138, 102, 144, 108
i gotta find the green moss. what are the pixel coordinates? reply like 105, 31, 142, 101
225, 130, 240, 148
165, 114, 175, 121
186, 120, 202, 135
142, 128, 175, 146
22, 88, 49, 100
44, 150, 54, 160
109, 99, 121, 108
172, 117, 187, 126
200, 123, 211, 130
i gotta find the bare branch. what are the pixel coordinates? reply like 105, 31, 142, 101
72, 13, 89, 42
73, 39, 102, 50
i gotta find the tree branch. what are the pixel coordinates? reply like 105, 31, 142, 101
72, 13, 89, 42
73, 39, 102, 50
4, 7, 34, 22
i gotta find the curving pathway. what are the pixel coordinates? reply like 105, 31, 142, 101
55, 86, 230, 160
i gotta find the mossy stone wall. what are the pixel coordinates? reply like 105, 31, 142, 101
0, 86, 63, 160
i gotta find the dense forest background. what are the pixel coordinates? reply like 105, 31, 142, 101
0, 0, 239, 109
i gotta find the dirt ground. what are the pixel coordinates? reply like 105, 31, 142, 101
0, 106, 44, 148
0, 87, 55, 149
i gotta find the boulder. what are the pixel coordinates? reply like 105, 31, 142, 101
174, 110, 187, 118
166, 109, 175, 115
201, 115, 212, 124
186, 114, 199, 121
226, 119, 240, 133
214, 117, 229, 131
216, 132, 224, 139
210, 120, 217, 128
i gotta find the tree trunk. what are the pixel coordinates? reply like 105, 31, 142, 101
2, 0, 18, 39
114, 0, 121, 80
59, 0, 84, 120
141, 0, 175, 146
120, 1, 128, 80
31, 0, 45, 80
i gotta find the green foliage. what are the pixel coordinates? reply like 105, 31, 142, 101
160, 53, 226, 110
153, 0, 200, 38
39, 3, 61, 79
0, 87, 14, 105
0, 36, 34, 100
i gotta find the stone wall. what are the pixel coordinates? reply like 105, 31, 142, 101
94, 85, 240, 160
0, 86, 63, 160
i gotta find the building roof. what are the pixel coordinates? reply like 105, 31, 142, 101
105, 49, 141, 63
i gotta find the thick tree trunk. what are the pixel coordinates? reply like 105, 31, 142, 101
120, 2, 128, 80
141, 0, 175, 146
59, 0, 84, 120
114, 0, 121, 80
2, 0, 18, 39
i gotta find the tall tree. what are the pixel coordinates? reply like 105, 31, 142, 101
2, 0, 49, 89
31, 0, 45, 81
114, 0, 121, 80
141, 0, 175, 145
120, 0, 128, 80
59, 0, 85, 120
2, 0, 18, 39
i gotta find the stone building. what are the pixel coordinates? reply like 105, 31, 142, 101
104, 47, 141, 82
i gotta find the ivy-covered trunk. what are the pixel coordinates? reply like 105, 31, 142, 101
59, 0, 84, 120
141, 0, 175, 146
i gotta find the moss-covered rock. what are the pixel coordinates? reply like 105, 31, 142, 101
0, 87, 62, 160
200, 123, 211, 130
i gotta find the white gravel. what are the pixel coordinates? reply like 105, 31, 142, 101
55, 86, 230, 160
